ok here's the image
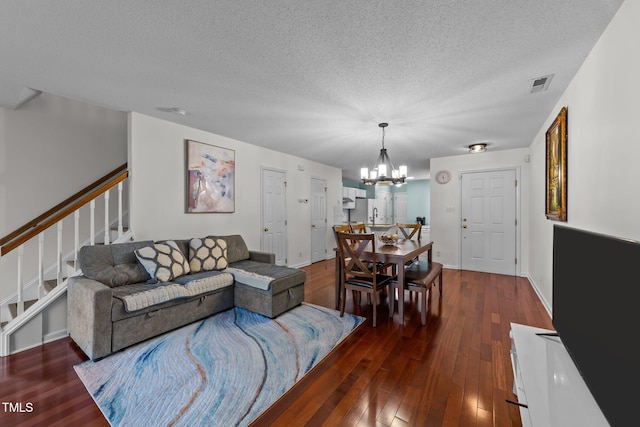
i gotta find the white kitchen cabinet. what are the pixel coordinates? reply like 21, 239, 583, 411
342, 187, 356, 209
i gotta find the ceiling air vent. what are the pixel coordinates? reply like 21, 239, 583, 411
529, 74, 554, 94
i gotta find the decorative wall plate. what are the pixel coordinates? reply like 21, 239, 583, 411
435, 169, 452, 184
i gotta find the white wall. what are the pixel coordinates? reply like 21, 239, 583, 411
1, 93, 127, 301
431, 0, 640, 315
528, 0, 640, 313
129, 113, 343, 267
0, 93, 127, 235
430, 148, 531, 273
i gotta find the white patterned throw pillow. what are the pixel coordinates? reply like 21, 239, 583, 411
189, 237, 228, 272
134, 240, 191, 283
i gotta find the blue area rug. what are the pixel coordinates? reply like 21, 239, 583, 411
74, 303, 364, 426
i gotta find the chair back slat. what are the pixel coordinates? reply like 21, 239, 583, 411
351, 223, 368, 233
396, 223, 422, 240
332, 224, 353, 245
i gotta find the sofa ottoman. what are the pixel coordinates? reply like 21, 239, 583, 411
230, 260, 306, 318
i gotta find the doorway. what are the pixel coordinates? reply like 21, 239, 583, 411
394, 192, 408, 224
261, 167, 287, 265
310, 177, 327, 263
460, 169, 519, 275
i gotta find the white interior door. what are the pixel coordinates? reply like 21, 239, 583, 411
394, 192, 408, 224
310, 177, 327, 263
460, 169, 518, 275
261, 167, 287, 265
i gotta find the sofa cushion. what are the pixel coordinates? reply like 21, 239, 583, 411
116, 272, 234, 312
229, 260, 306, 294
111, 271, 234, 320
134, 240, 191, 283
189, 237, 228, 272
78, 240, 154, 288
217, 235, 250, 263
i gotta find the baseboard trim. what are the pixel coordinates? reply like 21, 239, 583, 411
44, 329, 68, 345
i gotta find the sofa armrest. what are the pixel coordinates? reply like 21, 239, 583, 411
249, 250, 275, 264
67, 277, 113, 360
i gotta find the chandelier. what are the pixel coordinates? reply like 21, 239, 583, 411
360, 123, 407, 186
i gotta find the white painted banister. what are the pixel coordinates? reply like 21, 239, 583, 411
1, 164, 129, 355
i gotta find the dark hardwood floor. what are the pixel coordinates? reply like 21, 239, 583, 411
0, 258, 552, 427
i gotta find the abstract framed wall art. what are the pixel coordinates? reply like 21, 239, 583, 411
545, 107, 567, 221
186, 139, 235, 213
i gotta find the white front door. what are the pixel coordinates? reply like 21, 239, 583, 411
310, 177, 327, 263
460, 169, 518, 275
261, 167, 287, 265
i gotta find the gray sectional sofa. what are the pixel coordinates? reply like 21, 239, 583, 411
67, 235, 305, 360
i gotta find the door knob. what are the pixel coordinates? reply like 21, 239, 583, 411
312, 224, 316, 228
463, 224, 467, 228
264, 227, 269, 232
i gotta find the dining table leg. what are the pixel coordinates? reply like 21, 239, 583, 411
395, 262, 405, 324
334, 254, 341, 309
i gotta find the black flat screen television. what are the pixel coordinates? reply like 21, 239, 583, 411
553, 225, 640, 427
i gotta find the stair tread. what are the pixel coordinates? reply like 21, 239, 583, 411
8, 299, 38, 318
44, 278, 68, 292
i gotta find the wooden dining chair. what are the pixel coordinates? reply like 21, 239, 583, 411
396, 223, 422, 241
337, 232, 396, 327
333, 224, 352, 242
402, 259, 443, 325
396, 223, 422, 267
351, 223, 368, 233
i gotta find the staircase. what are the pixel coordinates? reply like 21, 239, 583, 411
0, 164, 131, 356
1, 261, 74, 329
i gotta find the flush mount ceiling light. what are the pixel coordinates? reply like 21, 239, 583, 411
157, 107, 187, 116
169, 107, 187, 116
468, 143, 487, 153
360, 123, 408, 187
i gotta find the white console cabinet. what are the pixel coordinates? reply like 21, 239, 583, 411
509, 323, 609, 427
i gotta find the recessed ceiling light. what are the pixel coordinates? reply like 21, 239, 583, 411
468, 143, 487, 153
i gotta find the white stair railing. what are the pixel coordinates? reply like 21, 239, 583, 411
1, 164, 130, 354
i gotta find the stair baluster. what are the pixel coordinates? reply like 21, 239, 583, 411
117, 182, 124, 239
56, 221, 63, 287
104, 190, 110, 245
38, 233, 45, 299
17, 246, 24, 316
74, 210, 80, 271
90, 200, 95, 245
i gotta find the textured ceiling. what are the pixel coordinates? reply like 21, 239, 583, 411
0, 0, 625, 181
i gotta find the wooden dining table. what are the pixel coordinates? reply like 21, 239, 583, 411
334, 238, 434, 324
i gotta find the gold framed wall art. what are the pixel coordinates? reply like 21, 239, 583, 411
545, 107, 567, 221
